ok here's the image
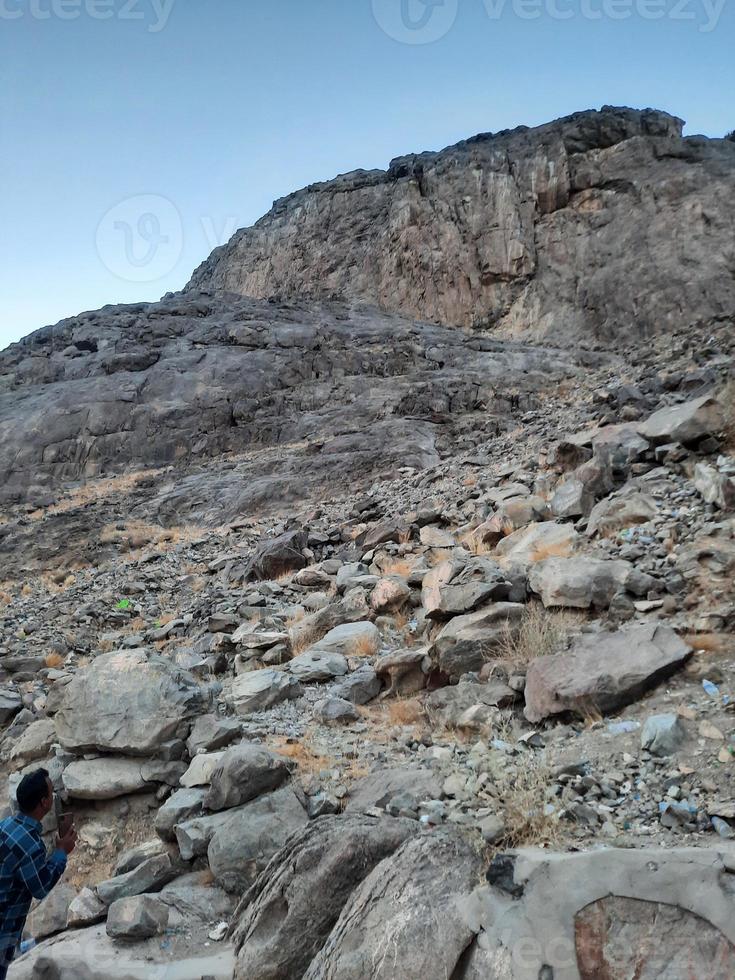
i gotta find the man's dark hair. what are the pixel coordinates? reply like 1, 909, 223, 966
16, 769, 51, 815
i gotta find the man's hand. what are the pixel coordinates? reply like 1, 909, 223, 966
57, 825, 77, 856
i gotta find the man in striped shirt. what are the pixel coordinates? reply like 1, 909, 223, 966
0, 769, 77, 978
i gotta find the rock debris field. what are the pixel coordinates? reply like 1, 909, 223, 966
1, 106, 735, 979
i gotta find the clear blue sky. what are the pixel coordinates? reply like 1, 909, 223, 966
1, 0, 733, 348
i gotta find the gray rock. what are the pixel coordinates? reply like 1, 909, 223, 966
304, 621, 380, 659
204, 743, 291, 812
9, 718, 57, 765
638, 395, 725, 445
186, 714, 242, 757
155, 787, 207, 841
694, 462, 735, 510
431, 602, 525, 679
231, 814, 416, 980
331, 666, 381, 705
374, 649, 429, 697
288, 650, 348, 683
54, 651, 206, 756
96, 853, 177, 906
25, 882, 77, 940
549, 479, 595, 519
496, 522, 579, 567
106, 895, 169, 940
229, 669, 303, 716
62, 757, 151, 800
587, 492, 657, 537
180, 751, 227, 788
641, 713, 687, 756
66, 887, 107, 928
244, 528, 308, 582
422, 556, 511, 619
302, 831, 483, 980
528, 557, 632, 609
524, 624, 692, 722
346, 766, 442, 815
313, 697, 360, 725
208, 785, 308, 893
0, 689, 23, 724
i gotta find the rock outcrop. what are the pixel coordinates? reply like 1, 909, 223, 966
187, 107, 735, 346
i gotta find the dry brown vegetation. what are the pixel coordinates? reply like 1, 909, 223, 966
498, 754, 561, 849
348, 632, 380, 658
496, 603, 583, 670
529, 538, 575, 562
272, 738, 333, 775
380, 558, 414, 578
27, 468, 165, 523
44, 652, 65, 668
684, 632, 727, 653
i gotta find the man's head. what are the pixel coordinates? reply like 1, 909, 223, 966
16, 769, 53, 820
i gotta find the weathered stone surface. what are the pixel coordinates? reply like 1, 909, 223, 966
231, 814, 416, 980
244, 528, 308, 582
524, 624, 692, 722
345, 766, 441, 814
106, 895, 169, 940
288, 650, 348, 683
204, 743, 290, 812
9, 718, 56, 766
303, 831, 483, 980
422, 556, 511, 620
0, 689, 22, 724
496, 521, 578, 566
313, 697, 360, 725
374, 649, 429, 697
96, 853, 176, 906
229, 669, 302, 716
587, 491, 657, 537
54, 651, 206, 756
550, 479, 595, 519
331, 666, 381, 705
694, 462, 735, 510
303, 621, 380, 660
62, 757, 151, 800
528, 557, 632, 609
26, 882, 77, 940
186, 714, 242, 756
641, 713, 687, 756
180, 751, 226, 788
155, 787, 207, 841
207, 785, 308, 893
66, 887, 107, 928
426, 679, 516, 731
370, 576, 411, 613
188, 108, 735, 354
431, 602, 525, 679
638, 395, 725, 445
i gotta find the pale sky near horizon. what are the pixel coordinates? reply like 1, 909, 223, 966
1, 0, 733, 349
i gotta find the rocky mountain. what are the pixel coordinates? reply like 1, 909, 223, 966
188, 106, 735, 345
2, 107, 735, 979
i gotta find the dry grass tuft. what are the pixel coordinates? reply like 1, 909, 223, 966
44, 652, 65, 669
0, 590, 13, 606
272, 738, 332, 775
498, 754, 561, 849
385, 697, 425, 727
349, 632, 380, 658
495, 603, 582, 670
685, 632, 726, 653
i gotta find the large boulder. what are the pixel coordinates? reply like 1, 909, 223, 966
231, 815, 416, 980
204, 743, 291, 812
524, 624, 692, 722
431, 603, 525, 679
587, 491, 657, 537
207, 785, 308, 893
243, 528, 308, 581
106, 895, 169, 940
54, 651, 206, 756
637, 395, 724, 445
422, 556, 511, 620
288, 650, 349, 683
62, 758, 152, 800
302, 831, 483, 980
528, 557, 632, 609
495, 521, 578, 566
229, 669, 302, 716
345, 765, 442, 815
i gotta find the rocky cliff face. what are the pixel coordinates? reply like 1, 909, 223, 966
0, 293, 598, 509
187, 106, 735, 345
